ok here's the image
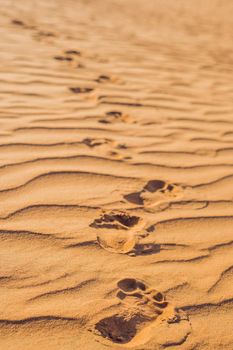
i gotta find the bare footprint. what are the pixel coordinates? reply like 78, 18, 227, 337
82, 137, 113, 148
33, 30, 56, 43
82, 138, 126, 157
11, 18, 36, 30
95, 75, 111, 83
125, 179, 184, 207
90, 212, 145, 254
64, 49, 81, 56
93, 278, 191, 347
69, 87, 94, 94
99, 110, 136, 124
11, 19, 25, 26
34, 30, 55, 39
95, 74, 122, 84
106, 150, 132, 161
38, 31, 55, 37
54, 55, 73, 62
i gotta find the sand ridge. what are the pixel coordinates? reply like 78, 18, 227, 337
0, 0, 233, 349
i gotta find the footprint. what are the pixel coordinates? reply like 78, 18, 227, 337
54, 55, 73, 62
90, 212, 145, 254
33, 30, 56, 42
117, 143, 128, 150
98, 111, 122, 124
106, 150, 132, 161
95, 74, 121, 84
64, 49, 81, 56
54, 49, 82, 65
11, 19, 25, 26
82, 137, 112, 148
11, 19, 55, 42
98, 110, 136, 124
93, 278, 191, 347
106, 111, 123, 117
95, 75, 111, 83
69, 87, 94, 93
35, 30, 55, 39
11, 19, 36, 30
82, 138, 125, 155
124, 179, 184, 207
38, 31, 55, 37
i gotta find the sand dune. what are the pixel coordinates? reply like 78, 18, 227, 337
0, 0, 233, 349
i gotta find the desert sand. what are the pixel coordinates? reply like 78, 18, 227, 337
0, 0, 233, 349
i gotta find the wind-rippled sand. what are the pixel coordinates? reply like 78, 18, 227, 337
0, 0, 233, 349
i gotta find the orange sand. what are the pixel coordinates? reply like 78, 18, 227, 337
0, 1, 233, 349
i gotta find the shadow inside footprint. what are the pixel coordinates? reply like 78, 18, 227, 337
12, 19, 24, 26
82, 138, 107, 148
113, 214, 140, 227
95, 75, 111, 83
54, 55, 73, 61
106, 111, 122, 117
143, 180, 166, 192
125, 179, 183, 206
99, 111, 123, 124
124, 192, 143, 205
134, 243, 160, 256
37, 31, 55, 37
94, 278, 191, 347
91, 212, 143, 254
69, 87, 94, 93
117, 278, 146, 293
116, 290, 144, 301
91, 213, 140, 230
95, 314, 148, 344
64, 50, 81, 55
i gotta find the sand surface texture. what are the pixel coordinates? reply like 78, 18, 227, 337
0, 0, 233, 349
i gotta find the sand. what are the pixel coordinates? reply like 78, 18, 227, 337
0, 0, 233, 349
